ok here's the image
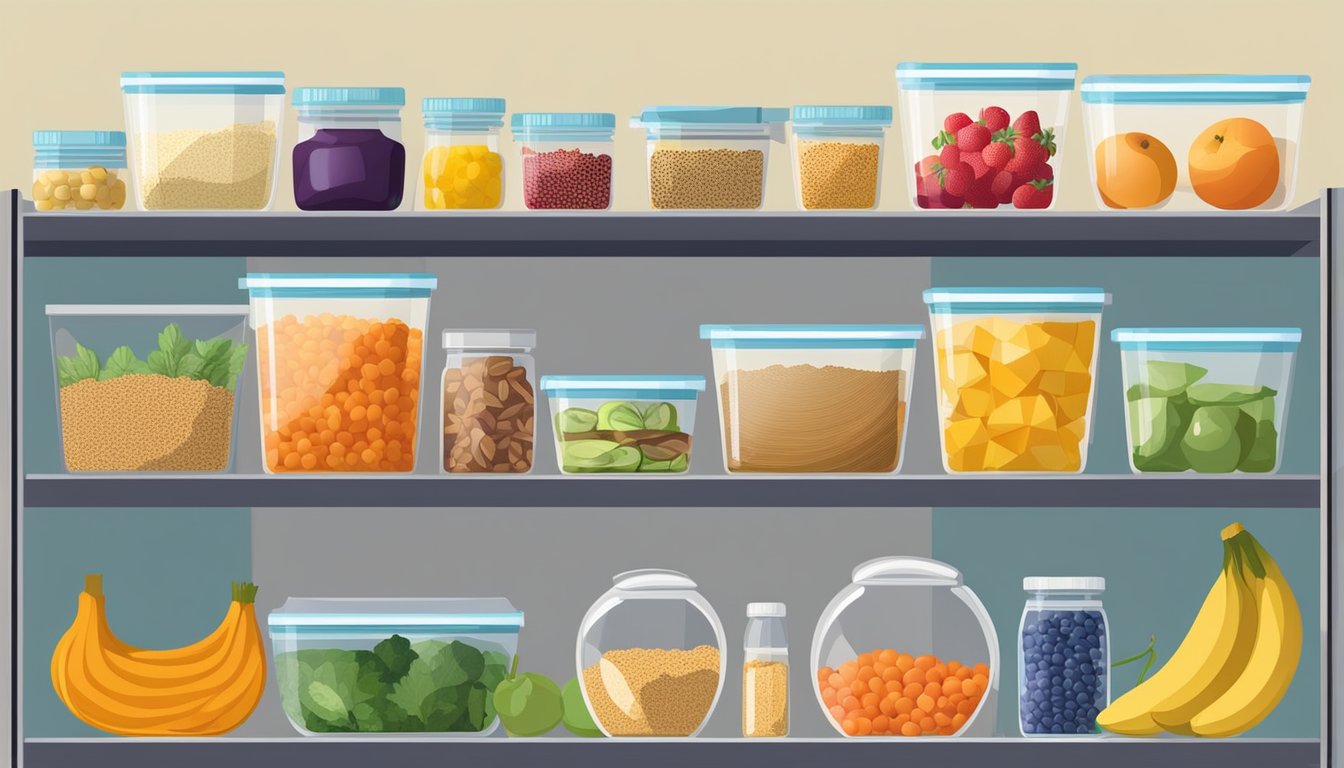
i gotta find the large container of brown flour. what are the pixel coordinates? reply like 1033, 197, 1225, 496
700, 325, 924, 473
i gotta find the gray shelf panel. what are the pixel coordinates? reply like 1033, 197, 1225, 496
23, 474, 1322, 508
21, 738, 1323, 768
20, 210, 1320, 258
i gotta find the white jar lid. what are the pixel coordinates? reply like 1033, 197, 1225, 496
1024, 576, 1105, 592
747, 602, 786, 618
442, 329, 536, 350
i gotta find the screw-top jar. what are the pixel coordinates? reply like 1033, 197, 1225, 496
32, 131, 128, 212
441, 329, 536, 474
418, 98, 506, 211
743, 602, 789, 737
1019, 577, 1109, 736
511, 113, 616, 210
292, 87, 406, 211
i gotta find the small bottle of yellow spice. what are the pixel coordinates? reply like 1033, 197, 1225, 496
417, 98, 506, 211
743, 602, 789, 737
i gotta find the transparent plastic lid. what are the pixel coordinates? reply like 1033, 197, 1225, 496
1023, 576, 1105, 592
701, 324, 924, 349
540, 375, 706, 400
268, 597, 523, 633
442, 329, 536, 350
791, 105, 892, 126
240, 273, 437, 298
924, 287, 1108, 314
46, 304, 249, 316
120, 71, 286, 95
1082, 75, 1310, 104
612, 568, 698, 591
1111, 327, 1301, 349
851, 556, 962, 586
896, 63, 1077, 91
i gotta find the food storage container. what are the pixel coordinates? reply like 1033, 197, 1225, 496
1081, 75, 1310, 211
441, 329, 537, 474
743, 602, 789, 738
46, 304, 250, 473
789, 106, 891, 210
269, 597, 522, 736
632, 106, 788, 210
418, 98, 506, 211
120, 71, 285, 211
31, 131, 128, 212
896, 63, 1077, 210
924, 288, 1108, 473
292, 87, 406, 211
239, 273, 437, 474
699, 324, 924, 473
812, 557, 999, 738
576, 569, 726, 737
539, 375, 704, 473
510, 113, 615, 210
1112, 328, 1300, 473
1019, 577, 1108, 737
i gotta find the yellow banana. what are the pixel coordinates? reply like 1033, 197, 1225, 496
155, 610, 266, 735
1191, 531, 1302, 737
1098, 523, 1257, 736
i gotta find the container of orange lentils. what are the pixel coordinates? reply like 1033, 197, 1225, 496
811, 556, 999, 738
240, 273, 436, 473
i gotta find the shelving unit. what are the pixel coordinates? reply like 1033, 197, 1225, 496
6, 188, 1335, 768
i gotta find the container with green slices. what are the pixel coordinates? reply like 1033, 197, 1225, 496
540, 375, 705, 474
1112, 328, 1300, 474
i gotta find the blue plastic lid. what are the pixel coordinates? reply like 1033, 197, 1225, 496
1081, 75, 1310, 104
511, 112, 616, 129
120, 71, 285, 95
701, 324, 922, 348
294, 87, 405, 107
896, 63, 1077, 91
790, 105, 892, 125
924, 287, 1108, 314
268, 597, 523, 635
240, 273, 437, 299
636, 106, 789, 125
423, 97, 506, 115
540, 375, 706, 400
33, 130, 126, 147
1112, 327, 1301, 351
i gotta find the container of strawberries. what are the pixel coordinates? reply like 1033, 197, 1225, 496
896, 63, 1077, 210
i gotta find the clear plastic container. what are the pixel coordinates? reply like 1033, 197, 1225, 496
699, 325, 924, 473
789, 106, 891, 210
239, 273, 437, 474
539, 375, 704, 474
812, 557, 999, 738
743, 602, 788, 738
510, 113, 615, 210
417, 98, 506, 211
31, 131, 128, 212
633, 106, 788, 210
1112, 328, 1300, 473
924, 288, 1108, 473
896, 63, 1077, 210
1081, 76, 1310, 211
576, 569, 727, 737
441, 329, 537, 474
120, 71, 285, 211
268, 597, 523, 736
1019, 577, 1108, 737
292, 87, 405, 211
46, 304, 250, 473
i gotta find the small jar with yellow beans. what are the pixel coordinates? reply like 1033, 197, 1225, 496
32, 131, 128, 212
417, 98, 506, 211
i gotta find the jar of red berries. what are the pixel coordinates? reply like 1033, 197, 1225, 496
510, 112, 615, 210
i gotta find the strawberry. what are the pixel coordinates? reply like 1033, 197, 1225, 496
1004, 134, 1047, 174
1011, 110, 1041, 138
944, 112, 974, 134
982, 140, 1012, 170
955, 123, 991, 153
1034, 128, 1058, 157
939, 144, 961, 170
939, 189, 966, 209
916, 155, 941, 178
979, 106, 1010, 133
990, 169, 1017, 203
961, 149, 991, 180
1012, 178, 1054, 209
963, 180, 999, 209
943, 162, 975, 197
1032, 162, 1055, 182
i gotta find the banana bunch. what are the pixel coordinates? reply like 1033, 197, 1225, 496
51, 574, 266, 736
1098, 522, 1301, 737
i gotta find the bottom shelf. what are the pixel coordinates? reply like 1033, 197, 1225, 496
24, 738, 1322, 768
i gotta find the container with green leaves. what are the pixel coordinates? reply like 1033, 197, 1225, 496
47, 305, 250, 472
540, 375, 705, 474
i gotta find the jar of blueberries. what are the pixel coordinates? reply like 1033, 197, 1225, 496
1018, 577, 1108, 736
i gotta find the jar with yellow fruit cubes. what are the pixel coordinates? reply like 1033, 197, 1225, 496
417, 98, 506, 211
923, 288, 1108, 473
31, 131, 128, 212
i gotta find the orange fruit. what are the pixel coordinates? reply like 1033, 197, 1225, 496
1095, 132, 1177, 209
1188, 117, 1280, 209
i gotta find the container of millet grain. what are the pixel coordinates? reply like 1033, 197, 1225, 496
47, 305, 250, 473
632, 106, 788, 210
789, 106, 892, 210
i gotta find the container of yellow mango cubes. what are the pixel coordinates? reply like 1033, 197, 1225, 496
924, 288, 1108, 473
416, 98, 506, 210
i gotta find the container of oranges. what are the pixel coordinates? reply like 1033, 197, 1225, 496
811, 557, 999, 738
924, 288, 1107, 473
240, 273, 437, 473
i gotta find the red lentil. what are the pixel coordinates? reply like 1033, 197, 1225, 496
521, 148, 612, 209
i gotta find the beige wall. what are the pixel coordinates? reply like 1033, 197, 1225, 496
2, 0, 1341, 211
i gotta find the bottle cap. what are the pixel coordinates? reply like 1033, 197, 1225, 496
747, 602, 786, 617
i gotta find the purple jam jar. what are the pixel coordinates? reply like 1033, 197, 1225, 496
292, 87, 406, 211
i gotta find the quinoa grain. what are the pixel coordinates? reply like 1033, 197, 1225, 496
649, 148, 764, 209
797, 140, 881, 209
135, 122, 277, 209
582, 645, 721, 736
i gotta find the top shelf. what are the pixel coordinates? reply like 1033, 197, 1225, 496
18, 201, 1322, 259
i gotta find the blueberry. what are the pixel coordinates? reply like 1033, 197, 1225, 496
1051, 724, 1063, 734
1080, 663, 1094, 675
1082, 674, 1096, 685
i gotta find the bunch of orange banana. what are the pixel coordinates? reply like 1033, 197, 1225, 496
1098, 522, 1301, 737
51, 574, 266, 736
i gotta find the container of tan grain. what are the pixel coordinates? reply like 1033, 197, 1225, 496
47, 305, 250, 473
700, 324, 925, 473
577, 569, 727, 737
632, 106, 788, 210
120, 71, 285, 210
789, 106, 892, 210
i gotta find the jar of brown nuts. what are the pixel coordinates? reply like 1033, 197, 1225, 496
441, 329, 536, 474
32, 131, 128, 212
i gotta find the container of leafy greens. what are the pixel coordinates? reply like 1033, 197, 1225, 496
46, 305, 250, 473
1112, 328, 1300, 474
268, 597, 523, 736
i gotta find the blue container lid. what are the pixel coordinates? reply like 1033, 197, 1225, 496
120, 71, 285, 95
896, 63, 1077, 91
33, 130, 126, 147
701, 324, 922, 349
790, 106, 892, 125
1081, 75, 1310, 104
240, 273, 437, 299
268, 597, 523, 635
636, 106, 789, 125
423, 97, 506, 115
1112, 327, 1301, 352
924, 287, 1108, 314
294, 87, 405, 107
540, 375, 706, 400
511, 112, 616, 129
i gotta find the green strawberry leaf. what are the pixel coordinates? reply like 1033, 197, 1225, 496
1030, 178, 1056, 191
931, 129, 957, 149
1033, 128, 1057, 156
99, 346, 151, 381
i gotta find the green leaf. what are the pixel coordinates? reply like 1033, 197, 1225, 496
372, 635, 419, 684
388, 658, 441, 721
225, 343, 249, 390
430, 640, 485, 688
1033, 128, 1058, 156
467, 682, 489, 730
146, 323, 193, 377
931, 129, 957, 149
175, 351, 206, 380
57, 343, 101, 386
98, 346, 150, 381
